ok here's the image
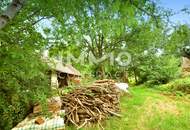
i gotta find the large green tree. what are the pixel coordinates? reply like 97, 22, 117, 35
45, 0, 162, 79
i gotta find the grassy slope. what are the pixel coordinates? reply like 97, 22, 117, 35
66, 87, 190, 130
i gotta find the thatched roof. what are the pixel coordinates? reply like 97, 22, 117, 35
65, 64, 81, 76
48, 61, 81, 76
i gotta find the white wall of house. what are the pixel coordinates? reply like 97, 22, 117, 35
51, 71, 58, 88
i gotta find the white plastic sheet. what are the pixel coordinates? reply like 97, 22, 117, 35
115, 83, 129, 93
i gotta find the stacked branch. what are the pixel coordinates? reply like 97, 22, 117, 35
61, 79, 120, 129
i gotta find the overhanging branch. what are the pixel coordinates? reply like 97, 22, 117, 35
32, 16, 53, 25
129, 0, 160, 27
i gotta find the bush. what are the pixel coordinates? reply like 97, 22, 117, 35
141, 55, 180, 86
159, 77, 190, 94
0, 44, 51, 130
169, 77, 190, 94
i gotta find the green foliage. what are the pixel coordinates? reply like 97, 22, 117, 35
162, 77, 190, 94
165, 25, 190, 55
145, 56, 180, 85
0, 43, 51, 130
59, 84, 77, 95
44, 0, 163, 79
128, 52, 180, 85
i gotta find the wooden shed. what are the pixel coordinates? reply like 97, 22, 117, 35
48, 61, 81, 88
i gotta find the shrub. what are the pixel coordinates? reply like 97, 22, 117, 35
159, 77, 190, 94
143, 56, 180, 86
0, 44, 51, 130
169, 77, 190, 94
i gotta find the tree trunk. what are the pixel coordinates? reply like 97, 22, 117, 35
99, 64, 105, 79
134, 69, 138, 84
0, 0, 25, 30
121, 71, 129, 83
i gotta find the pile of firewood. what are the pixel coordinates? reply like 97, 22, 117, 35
61, 79, 121, 129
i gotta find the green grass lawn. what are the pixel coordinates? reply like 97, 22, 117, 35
66, 87, 190, 130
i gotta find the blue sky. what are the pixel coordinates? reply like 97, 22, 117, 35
160, 0, 190, 24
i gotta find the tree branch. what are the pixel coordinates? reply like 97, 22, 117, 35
83, 38, 96, 57
129, 0, 160, 27
32, 16, 53, 25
